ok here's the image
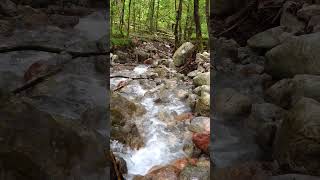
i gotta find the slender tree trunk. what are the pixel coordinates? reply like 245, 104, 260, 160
120, 0, 126, 36
148, 0, 155, 32
127, 0, 132, 36
156, 0, 160, 31
205, 0, 209, 34
133, 0, 136, 32
174, 0, 183, 50
184, 0, 190, 41
194, 0, 202, 51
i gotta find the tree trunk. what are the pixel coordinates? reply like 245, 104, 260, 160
174, 0, 183, 50
120, 0, 126, 36
127, 0, 132, 36
133, 0, 136, 32
205, 0, 209, 35
194, 0, 202, 51
184, 0, 190, 41
148, 0, 155, 32
156, 0, 160, 31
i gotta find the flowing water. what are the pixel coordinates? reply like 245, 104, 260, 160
111, 65, 192, 179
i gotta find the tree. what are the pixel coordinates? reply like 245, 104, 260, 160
194, 0, 202, 51
127, 0, 132, 36
174, 0, 183, 50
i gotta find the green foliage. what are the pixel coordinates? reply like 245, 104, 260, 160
111, 37, 133, 48
111, 0, 208, 46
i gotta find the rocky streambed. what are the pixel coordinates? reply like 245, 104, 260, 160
110, 41, 211, 179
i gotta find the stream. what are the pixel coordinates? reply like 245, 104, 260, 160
111, 65, 192, 179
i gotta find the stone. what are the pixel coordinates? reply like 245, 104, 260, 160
213, 37, 239, 61
195, 91, 210, 116
265, 79, 295, 108
269, 174, 320, 180
179, 164, 210, 180
297, 4, 320, 21
189, 116, 210, 133
0, 20, 14, 37
215, 88, 252, 120
308, 15, 320, 32
265, 32, 320, 78
193, 85, 210, 96
192, 132, 210, 153
247, 26, 293, 49
281, 2, 306, 33
0, 97, 109, 179
212, 0, 248, 15
173, 42, 195, 67
273, 97, 320, 175
193, 72, 210, 86
143, 165, 179, 180
247, 103, 286, 150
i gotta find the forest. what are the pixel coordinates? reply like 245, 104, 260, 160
110, 0, 209, 50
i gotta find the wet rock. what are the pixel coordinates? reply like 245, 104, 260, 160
265, 79, 295, 108
247, 26, 293, 49
0, 26, 103, 55
273, 97, 320, 175
265, 32, 320, 78
193, 72, 210, 86
247, 103, 286, 150
172, 158, 197, 171
174, 112, 193, 122
173, 42, 195, 67
192, 132, 210, 153
0, 0, 17, 16
0, 97, 109, 179
237, 63, 264, 76
297, 4, 320, 21
188, 116, 210, 133
134, 49, 149, 62
179, 163, 210, 180
142, 165, 179, 180
187, 93, 198, 111
195, 91, 210, 116
115, 156, 128, 174
215, 88, 252, 120
49, 14, 79, 28
281, 2, 306, 33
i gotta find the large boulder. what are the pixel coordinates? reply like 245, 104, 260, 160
273, 97, 320, 175
280, 1, 306, 33
247, 26, 293, 49
215, 88, 252, 120
297, 4, 320, 21
173, 42, 195, 67
0, 97, 110, 179
195, 91, 210, 116
265, 32, 320, 78
179, 161, 210, 180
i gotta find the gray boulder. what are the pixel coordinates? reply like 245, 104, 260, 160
173, 42, 195, 67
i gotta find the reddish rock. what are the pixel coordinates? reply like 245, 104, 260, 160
143, 58, 154, 65
172, 158, 198, 171
192, 132, 210, 153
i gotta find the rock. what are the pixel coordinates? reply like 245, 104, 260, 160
179, 164, 210, 180
212, 0, 248, 15
269, 174, 320, 180
115, 51, 129, 64
237, 63, 264, 76
247, 103, 286, 150
247, 26, 293, 49
187, 70, 201, 78
193, 72, 210, 86
266, 74, 320, 108
0, 0, 17, 16
215, 88, 252, 120
273, 97, 320, 175
143, 165, 179, 180
213, 37, 239, 61
308, 15, 320, 32
0, 97, 109, 179
193, 85, 210, 96
195, 91, 210, 116
94, 55, 108, 74
192, 132, 210, 153
297, 4, 320, 21
265, 32, 320, 78
187, 93, 198, 110
173, 42, 195, 67
49, 14, 79, 28
265, 79, 295, 108
0, 20, 14, 37
189, 117, 210, 133
174, 112, 193, 122
281, 2, 306, 33
115, 156, 128, 174
134, 49, 149, 62
172, 158, 197, 171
